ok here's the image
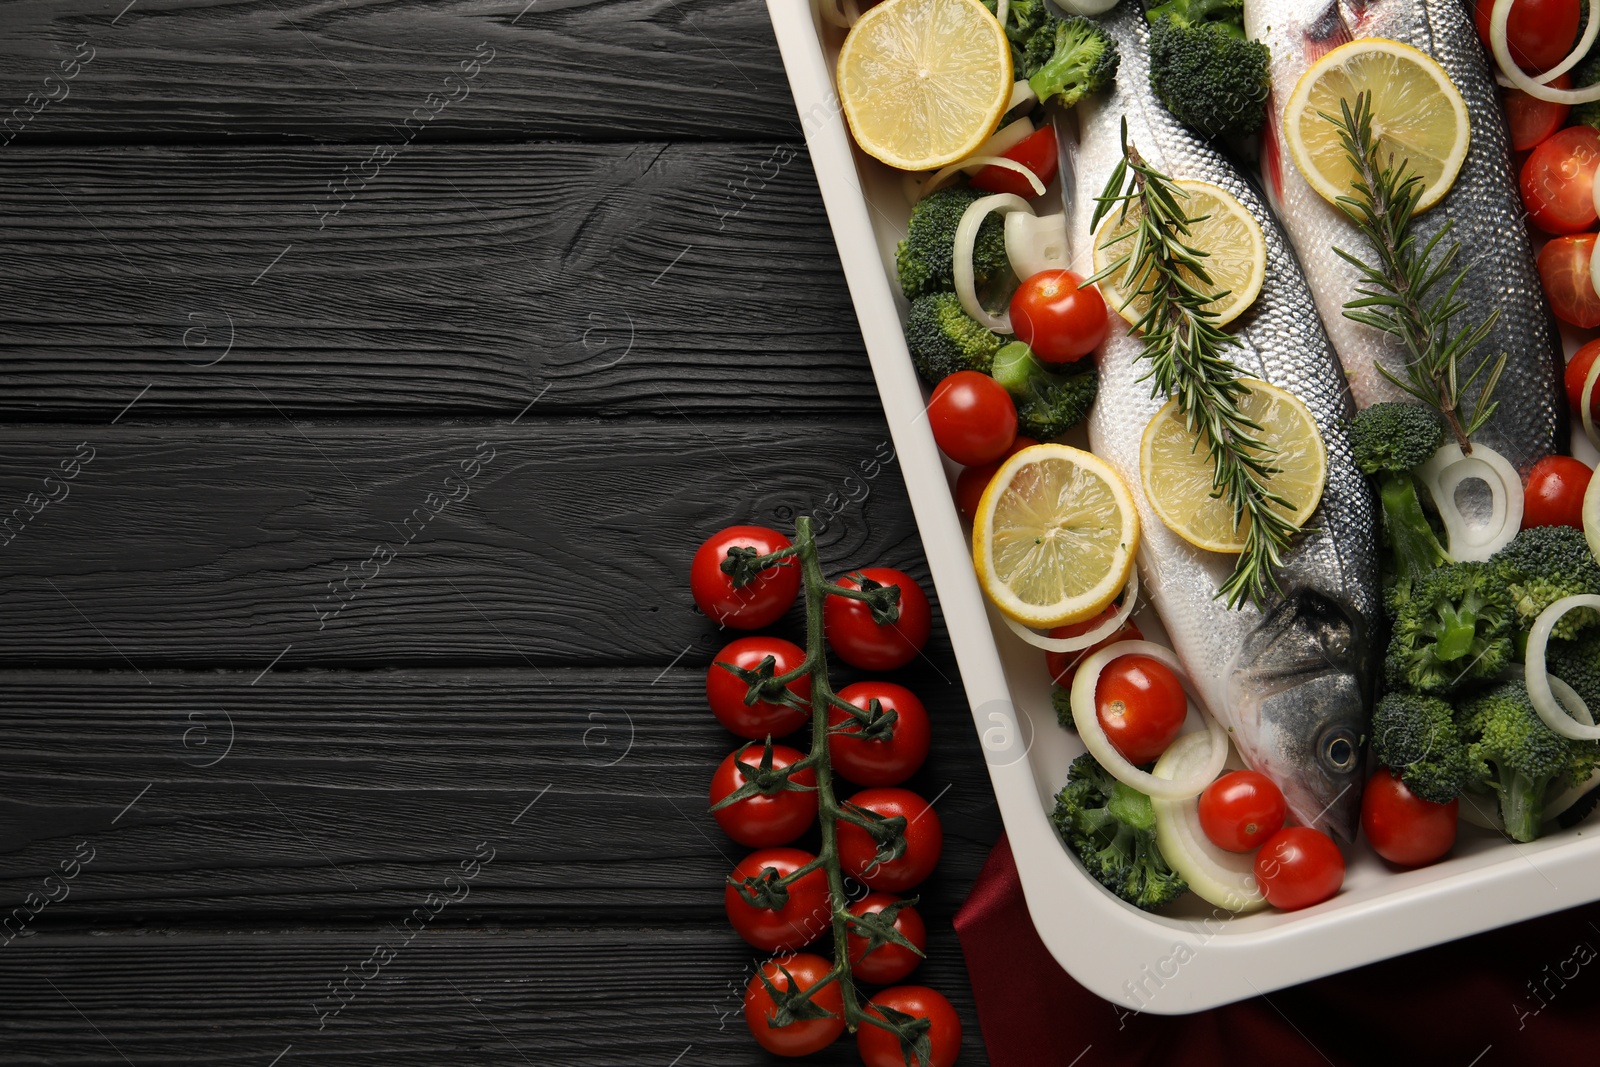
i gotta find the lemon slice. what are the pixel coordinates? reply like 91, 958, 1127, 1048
836, 0, 1013, 171
1140, 379, 1326, 554
1283, 39, 1469, 213
1092, 180, 1266, 328
972, 444, 1139, 627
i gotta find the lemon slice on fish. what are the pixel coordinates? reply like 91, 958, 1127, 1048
1283, 39, 1469, 214
972, 443, 1139, 628
1092, 180, 1266, 329
1140, 380, 1326, 554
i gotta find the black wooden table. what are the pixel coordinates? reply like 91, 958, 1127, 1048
0, 2, 1002, 1063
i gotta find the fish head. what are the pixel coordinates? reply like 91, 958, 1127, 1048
1225, 588, 1372, 841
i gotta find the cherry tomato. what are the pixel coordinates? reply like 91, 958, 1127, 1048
1044, 608, 1144, 691
706, 636, 811, 739
1095, 654, 1188, 765
928, 371, 1018, 466
1538, 234, 1600, 328
690, 525, 800, 629
954, 436, 1037, 520
857, 986, 962, 1067
710, 742, 818, 846
837, 787, 944, 892
743, 952, 844, 1056
1254, 826, 1345, 911
1566, 338, 1600, 418
829, 681, 932, 786
971, 124, 1060, 197
1521, 126, 1600, 233
1198, 770, 1288, 853
1503, 75, 1571, 151
1008, 269, 1108, 364
1475, 0, 1579, 72
825, 568, 932, 671
846, 892, 928, 984
725, 849, 831, 953
1522, 455, 1593, 530
1361, 768, 1459, 867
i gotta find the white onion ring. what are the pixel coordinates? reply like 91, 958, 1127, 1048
953, 193, 1032, 331
1416, 440, 1523, 561
1069, 640, 1228, 800
995, 0, 1009, 28
1580, 331, 1600, 453
1585, 460, 1600, 565
1000, 568, 1139, 652
1526, 594, 1600, 740
1490, 0, 1600, 102
1004, 211, 1070, 279
1007, 79, 1037, 113
1052, 0, 1120, 15
1492, 0, 1600, 87
920, 156, 1044, 200
819, 0, 861, 29
963, 116, 1036, 174
1151, 733, 1266, 912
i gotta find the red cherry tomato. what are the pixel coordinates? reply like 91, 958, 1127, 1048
1008, 269, 1108, 364
1522, 455, 1593, 530
928, 370, 1018, 466
829, 681, 932, 787
725, 849, 831, 953
1095, 654, 1188, 765
825, 568, 932, 671
1361, 768, 1459, 867
857, 986, 962, 1067
1538, 234, 1600, 328
1254, 826, 1345, 911
1198, 770, 1288, 853
1503, 75, 1571, 151
706, 636, 811, 739
690, 525, 800, 629
1521, 127, 1600, 234
837, 787, 944, 892
710, 742, 818, 846
846, 892, 928, 984
1044, 608, 1144, 691
954, 436, 1037, 520
971, 124, 1060, 197
1475, 0, 1580, 72
1566, 338, 1600, 418
743, 952, 844, 1056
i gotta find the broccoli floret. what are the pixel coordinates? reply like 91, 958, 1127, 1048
1021, 15, 1120, 110
1050, 752, 1186, 910
1350, 404, 1450, 595
1574, 49, 1600, 129
1488, 526, 1600, 639
904, 293, 1004, 383
897, 184, 1009, 300
1385, 562, 1513, 696
1457, 680, 1600, 842
1144, 0, 1270, 140
1547, 630, 1600, 712
1370, 691, 1475, 803
990, 341, 1098, 439
1052, 685, 1075, 729
983, 0, 1049, 59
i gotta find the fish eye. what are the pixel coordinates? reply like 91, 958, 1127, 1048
1319, 728, 1358, 772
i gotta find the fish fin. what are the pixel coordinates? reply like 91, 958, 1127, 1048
1304, 0, 1355, 60
1260, 93, 1286, 206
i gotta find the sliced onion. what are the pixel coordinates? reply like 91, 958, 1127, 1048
1526, 595, 1600, 740
1416, 440, 1523, 561
954, 193, 1032, 331
922, 156, 1044, 202
1152, 732, 1267, 912
962, 117, 1036, 175
1007, 79, 1037, 114
1053, 0, 1120, 14
1069, 640, 1229, 800
819, 0, 861, 29
1490, 0, 1600, 102
1000, 569, 1139, 652
1005, 211, 1070, 279
994, 0, 1009, 28
1580, 323, 1600, 453
1585, 460, 1600, 564
1547, 766, 1600, 821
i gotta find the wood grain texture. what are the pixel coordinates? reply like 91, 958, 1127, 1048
0, 142, 882, 419
0, 0, 800, 143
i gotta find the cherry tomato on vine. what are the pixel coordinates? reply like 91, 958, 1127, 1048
1198, 770, 1287, 853
710, 742, 818, 846
1503, 76, 1571, 151
707, 636, 811, 739
970, 124, 1059, 197
1521, 126, 1600, 234
846, 892, 928, 985
1008, 269, 1107, 364
828, 681, 931, 787
1044, 607, 1143, 691
837, 787, 944, 892
725, 849, 831, 954
928, 371, 1018, 466
743, 952, 844, 1056
1538, 234, 1600, 328
954, 436, 1038, 520
825, 568, 932, 671
1361, 769, 1459, 868
1254, 826, 1345, 911
1095, 654, 1188, 765
1566, 338, 1600, 419
690, 525, 800, 629
1522, 455, 1593, 530
857, 986, 962, 1067
1474, 0, 1579, 73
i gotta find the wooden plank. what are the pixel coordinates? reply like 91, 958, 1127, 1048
0, 142, 879, 419
0, 667, 999, 918
0, 0, 800, 144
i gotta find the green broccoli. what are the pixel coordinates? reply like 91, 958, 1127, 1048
1487, 526, 1600, 639
897, 184, 1009, 300
983, 0, 1049, 59
1385, 562, 1513, 696
1370, 690, 1475, 803
1349, 403, 1450, 595
904, 293, 1005, 383
1457, 679, 1600, 842
1050, 752, 1186, 910
1021, 15, 1120, 110
1574, 48, 1600, 129
1547, 630, 1600, 712
1144, 0, 1271, 140
990, 341, 1099, 440
1052, 685, 1075, 729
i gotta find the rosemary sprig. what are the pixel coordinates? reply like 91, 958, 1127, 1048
1087, 120, 1299, 609
1322, 91, 1506, 453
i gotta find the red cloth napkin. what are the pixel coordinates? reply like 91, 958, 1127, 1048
955, 834, 1600, 1066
